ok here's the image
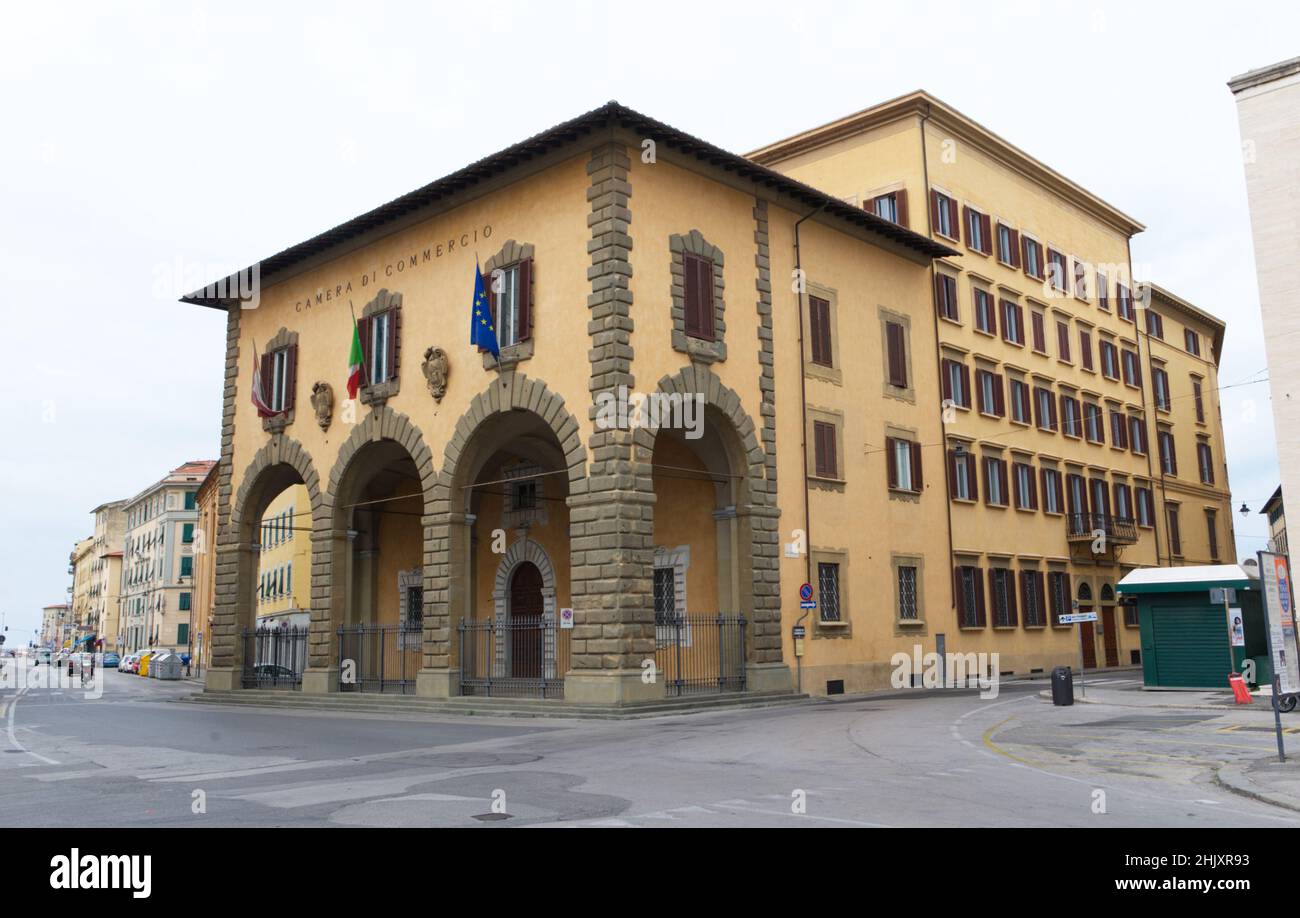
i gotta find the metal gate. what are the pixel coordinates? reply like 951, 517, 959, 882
337, 623, 422, 694
240, 626, 308, 689
655, 614, 747, 697
458, 618, 569, 699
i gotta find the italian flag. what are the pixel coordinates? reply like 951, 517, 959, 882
347, 321, 363, 399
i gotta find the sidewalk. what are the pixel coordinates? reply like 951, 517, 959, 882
1037, 675, 1280, 715
1216, 757, 1300, 813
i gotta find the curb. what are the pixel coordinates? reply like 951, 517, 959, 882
1034, 688, 1251, 714
1214, 762, 1300, 814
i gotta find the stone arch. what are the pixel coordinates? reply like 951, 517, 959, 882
420, 374, 587, 694
318, 405, 438, 680
493, 537, 558, 618
327, 404, 438, 514
633, 365, 783, 680
217, 434, 324, 682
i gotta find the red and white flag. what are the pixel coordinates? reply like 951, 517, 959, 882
250, 341, 275, 418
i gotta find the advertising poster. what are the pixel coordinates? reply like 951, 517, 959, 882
1259, 551, 1300, 695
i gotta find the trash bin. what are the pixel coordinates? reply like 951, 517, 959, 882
1051, 665, 1074, 706
150, 652, 183, 681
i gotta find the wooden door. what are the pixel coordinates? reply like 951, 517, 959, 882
1079, 607, 1098, 669
1101, 606, 1120, 667
509, 562, 543, 679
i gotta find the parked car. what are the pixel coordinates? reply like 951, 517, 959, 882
102, 652, 120, 668
34, 649, 52, 665
120, 653, 140, 673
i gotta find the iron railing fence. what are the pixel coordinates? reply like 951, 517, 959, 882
458, 618, 569, 699
337, 623, 422, 694
240, 626, 308, 690
655, 614, 747, 697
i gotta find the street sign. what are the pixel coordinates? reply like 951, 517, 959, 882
1059, 611, 1098, 624
792, 625, 806, 638
799, 601, 816, 610
799, 583, 814, 602
559, 607, 574, 630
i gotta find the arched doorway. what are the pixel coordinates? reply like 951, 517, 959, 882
216, 438, 324, 692
647, 397, 756, 695
509, 561, 543, 679
325, 408, 438, 694
1077, 582, 1097, 670
1099, 583, 1119, 667
445, 401, 575, 699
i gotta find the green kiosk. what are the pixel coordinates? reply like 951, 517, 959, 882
1117, 565, 1267, 690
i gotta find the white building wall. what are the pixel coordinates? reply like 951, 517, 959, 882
1232, 58, 1300, 527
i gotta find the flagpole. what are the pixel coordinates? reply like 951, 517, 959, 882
477, 255, 503, 377
348, 299, 372, 394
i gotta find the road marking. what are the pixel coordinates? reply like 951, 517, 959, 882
5, 689, 60, 766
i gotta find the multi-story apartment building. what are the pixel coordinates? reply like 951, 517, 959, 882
119, 460, 215, 653
749, 91, 1235, 687
255, 483, 311, 628
1230, 57, 1300, 528
190, 464, 219, 671
89, 499, 127, 649
181, 97, 1234, 704
41, 602, 70, 648
68, 537, 95, 648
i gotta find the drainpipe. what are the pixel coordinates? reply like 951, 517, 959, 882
920, 105, 959, 614
794, 201, 825, 695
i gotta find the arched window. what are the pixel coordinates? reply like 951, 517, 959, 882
1078, 582, 1093, 602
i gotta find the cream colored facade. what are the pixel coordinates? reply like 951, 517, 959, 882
68, 537, 94, 648
89, 499, 127, 649
750, 91, 1235, 688
41, 603, 69, 647
186, 97, 1234, 703
119, 461, 215, 653
1230, 57, 1300, 529
255, 483, 311, 627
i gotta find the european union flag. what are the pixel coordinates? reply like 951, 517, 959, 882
470, 261, 500, 359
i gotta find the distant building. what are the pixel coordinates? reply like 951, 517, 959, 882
255, 484, 311, 629
190, 464, 220, 670
1230, 57, 1300, 543
68, 537, 95, 648
119, 460, 216, 652
40, 603, 70, 648
1262, 486, 1288, 557
89, 499, 127, 649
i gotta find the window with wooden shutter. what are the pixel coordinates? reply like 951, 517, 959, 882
1079, 329, 1093, 371
1167, 506, 1182, 555
809, 295, 833, 368
516, 258, 533, 341
1193, 378, 1205, 422
813, 420, 837, 479
1198, 442, 1215, 484
885, 320, 907, 387
683, 253, 715, 340
1056, 322, 1072, 362
890, 438, 922, 493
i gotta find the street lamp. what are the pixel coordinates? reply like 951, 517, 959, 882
1240, 501, 1250, 519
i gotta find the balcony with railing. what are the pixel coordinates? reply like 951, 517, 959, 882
1066, 512, 1138, 545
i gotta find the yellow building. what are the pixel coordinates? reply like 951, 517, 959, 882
255, 483, 312, 627
89, 499, 127, 651
68, 537, 95, 649
190, 464, 219, 671
183, 97, 1233, 704
750, 91, 1235, 686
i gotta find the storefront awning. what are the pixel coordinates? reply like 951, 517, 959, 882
1117, 564, 1257, 596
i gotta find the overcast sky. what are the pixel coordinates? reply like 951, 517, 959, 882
1, 0, 1293, 643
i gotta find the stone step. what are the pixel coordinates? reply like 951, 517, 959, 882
181, 688, 809, 720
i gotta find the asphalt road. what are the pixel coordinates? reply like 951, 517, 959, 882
2, 663, 1297, 827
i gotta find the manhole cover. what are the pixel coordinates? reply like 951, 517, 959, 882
472, 813, 512, 821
